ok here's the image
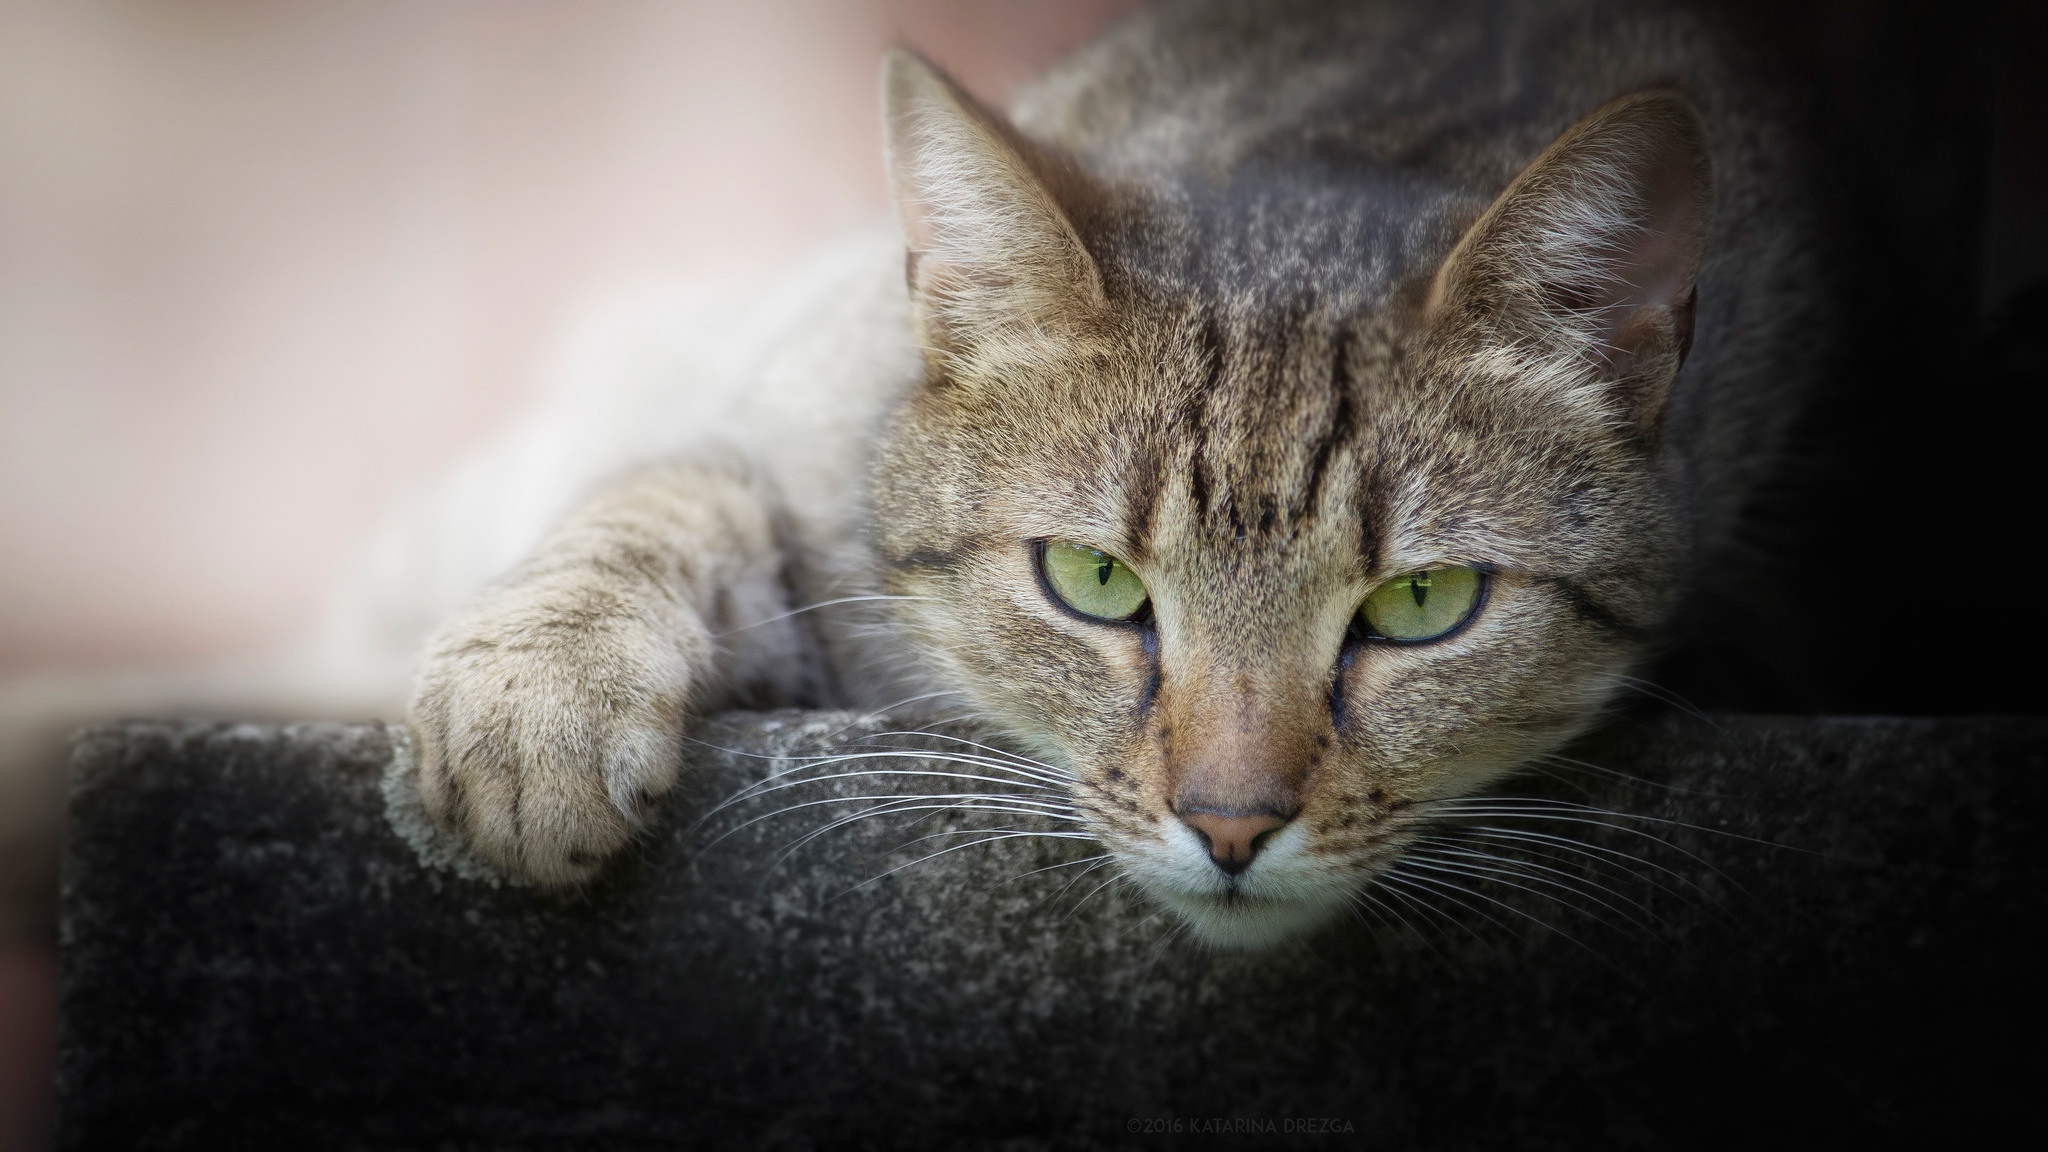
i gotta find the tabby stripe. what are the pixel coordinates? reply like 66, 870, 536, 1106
1356, 457, 1385, 574
1328, 642, 1359, 731
1546, 577, 1646, 640
1298, 331, 1356, 521
1184, 311, 1225, 519
883, 547, 968, 575
1123, 447, 1164, 562
1136, 626, 1161, 720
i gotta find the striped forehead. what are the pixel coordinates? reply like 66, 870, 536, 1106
1120, 302, 1382, 568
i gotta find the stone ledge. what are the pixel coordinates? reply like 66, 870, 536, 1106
59, 712, 2048, 1149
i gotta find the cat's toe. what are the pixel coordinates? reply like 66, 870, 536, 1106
404, 562, 708, 885
407, 654, 689, 885
413, 715, 677, 885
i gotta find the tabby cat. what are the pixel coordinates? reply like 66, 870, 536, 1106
404, 0, 1819, 947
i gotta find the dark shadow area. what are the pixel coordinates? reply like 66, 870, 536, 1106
1656, 0, 2048, 714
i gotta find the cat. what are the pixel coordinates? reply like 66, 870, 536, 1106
400, 0, 1822, 948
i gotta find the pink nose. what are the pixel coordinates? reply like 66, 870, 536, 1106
1180, 810, 1290, 876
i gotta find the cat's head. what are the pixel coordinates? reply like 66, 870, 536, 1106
872, 53, 1710, 948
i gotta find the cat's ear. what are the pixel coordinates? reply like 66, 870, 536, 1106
883, 50, 1104, 363
1429, 91, 1712, 436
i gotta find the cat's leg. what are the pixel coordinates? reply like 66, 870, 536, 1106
407, 455, 820, 885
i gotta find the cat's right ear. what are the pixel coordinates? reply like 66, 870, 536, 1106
883, 50, 1104, 365
1428, 90, 1712, 439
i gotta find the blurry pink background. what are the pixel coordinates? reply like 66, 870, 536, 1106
0, 0, 1138, 678
0, 4, 1136, 1148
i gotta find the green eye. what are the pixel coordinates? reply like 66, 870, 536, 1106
1039, 540, 1150, 622
1358, 566, 1486, 643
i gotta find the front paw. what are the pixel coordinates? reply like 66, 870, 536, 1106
406, 584, 706, 885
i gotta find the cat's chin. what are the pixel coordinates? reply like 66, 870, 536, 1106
1110, 824, 1373, 949
1122, 837, 1358, 950
1148, 885, 1348, 951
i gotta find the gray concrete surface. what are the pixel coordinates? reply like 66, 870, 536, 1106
58, 711, 2048, 1149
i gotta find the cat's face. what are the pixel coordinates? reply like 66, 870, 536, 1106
875, 54, 1708, 947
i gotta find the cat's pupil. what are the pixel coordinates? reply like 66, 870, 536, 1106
1096, 559, 1113, 586
1410, 573, 1431, 607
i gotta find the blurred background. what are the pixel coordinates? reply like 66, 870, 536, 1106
0, 2, 1137, 1147
1, 1, 2041, 1148
0, 0, 1141, 679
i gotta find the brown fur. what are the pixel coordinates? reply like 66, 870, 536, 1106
411, 458, 827, 884
408, 0, 1822, 945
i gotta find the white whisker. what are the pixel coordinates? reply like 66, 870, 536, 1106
1381, 865, 1622, 974
1062, 869, 1129, 922
1421, 794, 1790, 854
1371, 871, 1500, 954
1529, 751, 1728, 798
1400, 844, 1660, 934
855, 730, 1076, 780
839, 830, 1093, 896
761, 798, 1081, 876
692, 749, 1077, 829
1455, 824, 1714, 900
1600, 673, 1723, 730
1000, 852, 1116, 890
1042, 854, 1118, 911
709, 791, 1079, 855
711, 594, 931, 637
701, 758, 1069, 821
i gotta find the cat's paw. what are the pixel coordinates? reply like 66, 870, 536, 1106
405, 582, 706, 885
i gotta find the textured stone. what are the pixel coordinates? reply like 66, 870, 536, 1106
59, 711, 2048, 1149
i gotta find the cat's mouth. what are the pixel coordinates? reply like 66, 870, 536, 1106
1144, 879, 1351, 950
1117, 824, 1365, 949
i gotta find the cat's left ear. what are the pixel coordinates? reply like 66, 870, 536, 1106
883, 50, 1105, 364
1429, 91, 1712, 437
